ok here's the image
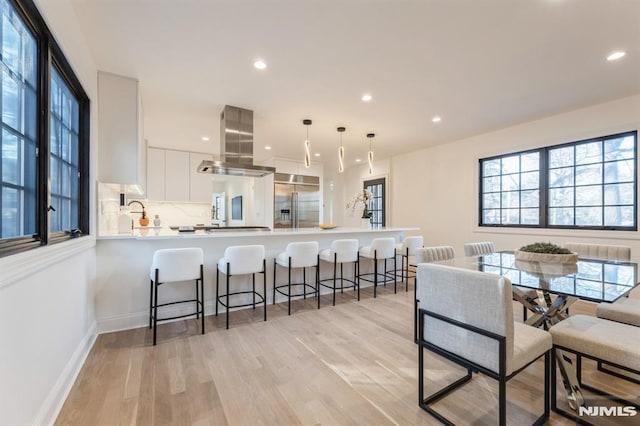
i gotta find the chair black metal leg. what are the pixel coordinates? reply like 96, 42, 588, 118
226, 271, 230, 330
498, 377, 506, 426
340, 263, 344, 293
195, 277, 200, 320
356, 259, 360, 301
316, 261, 320, 310
263, 262, 267, 322
393, 255, 397, 294
384, 259, 387, 287
303, 267, 307, 299
374, 252, 378, 298
252, 273, 256, 309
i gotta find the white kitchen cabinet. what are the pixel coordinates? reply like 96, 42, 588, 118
189, 152, 213, 202
272, 158, 322, 177
98, 71, 146, 191
164, 150, 190, 202
146, 147, 165, 201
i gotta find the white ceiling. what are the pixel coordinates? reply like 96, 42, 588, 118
70, 0, 640, 173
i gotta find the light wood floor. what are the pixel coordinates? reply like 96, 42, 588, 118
56, 284, 637, 425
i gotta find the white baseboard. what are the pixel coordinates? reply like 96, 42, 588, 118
33, 321, 98, 426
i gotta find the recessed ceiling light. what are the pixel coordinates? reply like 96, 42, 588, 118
361, 94, 372, 102
606, 51, 626, 61
355, 158, 362, 163
201, 136, 210, 141
264, 146, 271, 150
314, 153, 320, 157
254, 60, 267, 69
432, 116, 442, 123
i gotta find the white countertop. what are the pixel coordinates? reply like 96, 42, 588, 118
97, 226, 418, 240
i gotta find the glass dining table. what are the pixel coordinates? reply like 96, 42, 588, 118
434, 251, 640, 410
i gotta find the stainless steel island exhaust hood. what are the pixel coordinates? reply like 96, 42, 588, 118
197, 105, 275, 177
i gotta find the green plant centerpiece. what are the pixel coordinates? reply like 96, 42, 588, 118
515, 242, 578, 264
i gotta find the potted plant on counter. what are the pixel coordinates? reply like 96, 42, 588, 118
347, 189, 374, 227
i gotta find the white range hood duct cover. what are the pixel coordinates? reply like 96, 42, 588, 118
197, 105, 275, 177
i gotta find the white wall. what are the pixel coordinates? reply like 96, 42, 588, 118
0, 0, 99, 424
391, 94, 640, 256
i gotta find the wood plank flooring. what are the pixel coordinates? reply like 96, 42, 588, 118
56, 284, 637, 425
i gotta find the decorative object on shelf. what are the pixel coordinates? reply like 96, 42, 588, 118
337, 126, 345, 173
347, 188, 374, 220
139, 211, 149, 226
366, 133, 375, 175
153, 214, 161, 226
515, 242, 578, 264
303, 118, 312, 168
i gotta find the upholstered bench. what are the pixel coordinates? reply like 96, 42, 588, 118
549, 314, 640, 421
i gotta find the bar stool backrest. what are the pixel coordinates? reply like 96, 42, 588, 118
418, 263, 514, 374
463, 241, 495, 257
401, 236, 424, 255
224, 245, 265, 274
329, 239, 359, 263
564, 242, 631, 261
370, 238, 396, 259
416, 246, 456, 263
151, 248, 203, 282
285, 241, 319, 267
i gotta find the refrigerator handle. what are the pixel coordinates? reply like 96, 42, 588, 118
292, 192, 299, 228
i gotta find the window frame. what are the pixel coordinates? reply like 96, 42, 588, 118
0, 0, 90, 257
478, 130, 637, 231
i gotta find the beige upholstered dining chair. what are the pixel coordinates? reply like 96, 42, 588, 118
412, 246, 456, 342
463, 241, 495, 256
562, 243, 639, 327
563, 242, 631, 261
416, 263, 551, 425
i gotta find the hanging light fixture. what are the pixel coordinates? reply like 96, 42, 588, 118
366, 133, 375, 175
303, 119, 312, 168
337, 126, 346, 173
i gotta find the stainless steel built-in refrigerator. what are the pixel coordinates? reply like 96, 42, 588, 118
274, 173, 320, 228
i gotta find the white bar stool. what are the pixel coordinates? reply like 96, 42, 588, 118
273, 241, 320, 315
395, 236, 424, 290
149, 247, 204, 346
319, 239, 360, 306
216, 245, 267, 329
358, 237, 397, 297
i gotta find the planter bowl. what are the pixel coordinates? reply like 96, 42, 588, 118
514, 250, 578, 264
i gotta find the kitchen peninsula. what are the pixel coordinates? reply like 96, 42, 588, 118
95, 227, 416, 333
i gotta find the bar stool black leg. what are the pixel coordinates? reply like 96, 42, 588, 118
316, 256, 320, 309
149, 279, 153, 329
405, 249, 409, 292
195, 276, 200, 320
332, 254, 337, 306
303, 267, 307, 299
384, 259, 387, 287
356, 259, 360, 301
153, 270, 159, 346
226, 262, 230, 330
374, 251, 378, 298
340, 263, 344, 293
215, 268, 219, 316
200, 265, 204, 335
263, 260, 267, 322
252, 273, 256, 309
393, 255, 397, 294
272, 259, 277, 305
288, 258, 292, 315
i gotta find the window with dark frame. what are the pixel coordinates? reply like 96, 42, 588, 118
364, 178, 385, 227
479, 131, 637, 231
0, 0, 89, 257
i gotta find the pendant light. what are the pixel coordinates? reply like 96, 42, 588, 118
366, 133, 375, 175
303, 119, 312, 168
337, 126, 346, 173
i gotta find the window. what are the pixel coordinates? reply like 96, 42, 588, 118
0, 0, 89, 257
364, 178, 386, 227
479, 131, 637, 231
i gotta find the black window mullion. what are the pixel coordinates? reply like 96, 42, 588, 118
36, 34, 50, 244
539, 148, 547, 227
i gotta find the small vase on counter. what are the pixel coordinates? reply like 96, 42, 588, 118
153, 214, 161, 226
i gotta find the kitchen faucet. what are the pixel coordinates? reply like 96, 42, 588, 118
127, 200, 146, 218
